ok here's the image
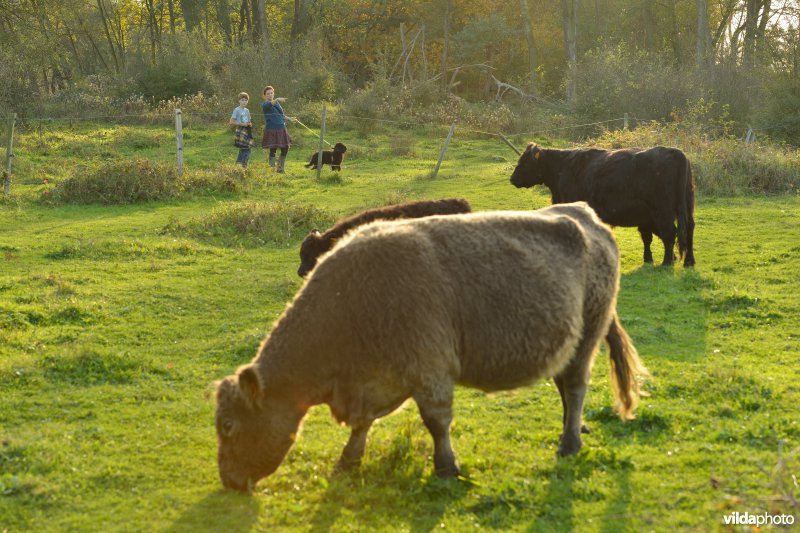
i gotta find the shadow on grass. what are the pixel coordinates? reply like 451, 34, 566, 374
618, 266, 709, 362
529, 450, 634, 531
164, 490, 259, 533
307, 433, 473, 532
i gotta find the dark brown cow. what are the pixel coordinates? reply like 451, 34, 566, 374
215, 203, 648, 492
510, 143, 696, 267
297, 198, 472, 277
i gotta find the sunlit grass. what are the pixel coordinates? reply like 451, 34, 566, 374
1, 121, 799, 530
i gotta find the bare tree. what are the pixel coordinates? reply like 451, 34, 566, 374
561, 0, 577, 102
441, 0, 452, 93
520, 0, 538, 94
696, 0, 711, 70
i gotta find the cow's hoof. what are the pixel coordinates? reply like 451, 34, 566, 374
557, 434, 582, 457
434, 464, 461, 478
333, 457, 361, 474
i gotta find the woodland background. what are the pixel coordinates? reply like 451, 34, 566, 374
2, 0, 800, 143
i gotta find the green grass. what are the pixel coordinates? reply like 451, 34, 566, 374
1, 121, 799, 531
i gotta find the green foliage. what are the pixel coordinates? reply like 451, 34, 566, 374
2, 121, 800, 530
48, 159, 247, 205
593, 119, 800, 195
51, 159, 180, 204
576, 43, 697, 122
126, 34, 213, 102
163, 200, 335, 248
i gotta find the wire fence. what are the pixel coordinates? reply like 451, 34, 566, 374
2, 107, 799, 194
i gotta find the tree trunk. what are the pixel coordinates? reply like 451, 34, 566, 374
180, 0, 199, 32
167, 0, 176, 34
742, 0, 759, 69
216, 0, 232, 45
96, 0, 120, 73
255, 0, 269, 47
561, 0, 578, 103
669, 0, 683, 64
441, 0, 452, 93
519, 0, 538, 95
695, 0, 711, 70
754, 0, 772, 67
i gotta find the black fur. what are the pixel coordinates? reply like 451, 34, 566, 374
305, 142, 347, 171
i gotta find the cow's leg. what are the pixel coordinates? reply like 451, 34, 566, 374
653, 215, 677, 266
554, 342, 596, 457
335, 420, 374, 472
638, 226, 654, 264
415, 387, 459, 477
555, 378, 590, 434
684, 214, 696, 267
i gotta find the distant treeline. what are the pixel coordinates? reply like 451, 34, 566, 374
1, 1, 799, 143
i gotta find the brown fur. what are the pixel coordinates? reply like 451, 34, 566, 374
297, 198, 472, 277
215, 202, 648, 491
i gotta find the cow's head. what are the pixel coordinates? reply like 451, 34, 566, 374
215, 365, 304, 492
298, 230, 329, 277
510, 143, 545, 188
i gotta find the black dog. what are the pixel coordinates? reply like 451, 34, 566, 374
305, 142, 347, 171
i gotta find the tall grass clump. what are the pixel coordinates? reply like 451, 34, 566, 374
162, 200, 335, 247
591, 119, 800, 195
51, 159, 181, 204
48, 160, 245, 204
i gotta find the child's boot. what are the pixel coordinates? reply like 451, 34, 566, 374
277, 155, 286, 173
268, 154, 276, 169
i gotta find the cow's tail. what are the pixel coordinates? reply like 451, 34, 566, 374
676, 153, 692, 261
605, 312, 649, 420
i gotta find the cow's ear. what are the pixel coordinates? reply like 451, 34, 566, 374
237, 365, 263, 409
310, 229, 321, 239
531, 144, 541, 159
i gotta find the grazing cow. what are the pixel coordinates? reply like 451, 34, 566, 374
215, 202, 648, 492
510, 143, 696, 267
297, 198, 472, 277
305, 142, 347, 171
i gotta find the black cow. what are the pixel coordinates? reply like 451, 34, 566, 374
510, 143, 696, 267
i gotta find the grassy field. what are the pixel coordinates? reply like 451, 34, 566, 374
1, 120, 799, 531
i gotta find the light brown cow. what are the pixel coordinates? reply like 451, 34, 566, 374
215, 202, 648, 492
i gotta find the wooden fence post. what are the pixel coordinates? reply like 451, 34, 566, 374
316, 106, 327, 180
745, 127, 755, 145
432, 124, 455, 179
3, 113, 16, 196
624, 112, 629, 130
498, 132, 521, 156
175, 109, 184, 176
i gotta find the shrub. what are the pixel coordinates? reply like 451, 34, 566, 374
591, 123, 800, 195
575, 43, 697, 123
126, 34, 213, 102
49, 160, 245, 204
162, 201, 336, 247
52, 159, 180, 204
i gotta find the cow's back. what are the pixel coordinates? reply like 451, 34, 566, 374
289, 205, 620, 393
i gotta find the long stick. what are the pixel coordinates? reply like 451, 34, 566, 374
432, 124, 455, 178
316, 106, 326, 180
4, 113, 15, 196
498, 132, 521, 155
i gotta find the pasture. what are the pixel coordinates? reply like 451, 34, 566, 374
1, 120, 799, 531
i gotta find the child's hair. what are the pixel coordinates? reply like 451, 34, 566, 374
262, 85, 274, 96
238, 92, 249, 102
